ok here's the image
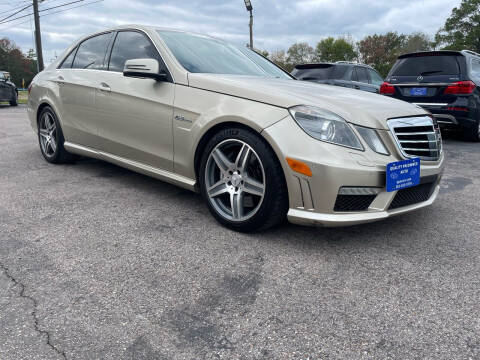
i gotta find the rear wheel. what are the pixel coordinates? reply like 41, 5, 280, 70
9, 92, 17, 106
463, 121, 480, 142
199, 127, 288, 232
38, 106, 77, 163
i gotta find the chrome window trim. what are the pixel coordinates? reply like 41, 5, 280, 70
55, 27, 176, 84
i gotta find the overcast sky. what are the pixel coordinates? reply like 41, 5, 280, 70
0, 0, 461, 63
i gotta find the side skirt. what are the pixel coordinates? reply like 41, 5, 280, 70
63, 142, 197, 192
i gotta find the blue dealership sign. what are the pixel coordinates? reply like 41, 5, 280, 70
386, 158, 420, 192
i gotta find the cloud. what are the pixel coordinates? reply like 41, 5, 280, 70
0, 0, 461, 63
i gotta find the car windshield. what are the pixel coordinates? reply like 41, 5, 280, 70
157, 30, 291, 79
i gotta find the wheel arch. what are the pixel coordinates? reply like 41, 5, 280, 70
193, 121, 286, 187
36, 102, 52, 124
36, 100, 64, 129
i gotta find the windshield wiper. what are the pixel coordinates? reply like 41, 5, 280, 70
419, 70, 443, 76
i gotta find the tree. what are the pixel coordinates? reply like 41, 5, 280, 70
0, 38, 37, 87
315, 37, 357, 62
286, 42, 314, 70
357, 32, 406, 77
270, 49, 289, 71
255, 49, 269, 58
435, 0, 480, 52
402, 32, 433, 53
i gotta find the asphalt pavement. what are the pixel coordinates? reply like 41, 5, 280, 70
1, 104, 479, 359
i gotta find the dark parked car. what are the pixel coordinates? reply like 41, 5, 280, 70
292, 62, 384, 93
0, 71, 18, 106
381, 50, 480, 141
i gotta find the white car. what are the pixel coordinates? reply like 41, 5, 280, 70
27, 25, 444, 232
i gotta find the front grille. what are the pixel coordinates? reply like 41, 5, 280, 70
334, 195, 376, 212
388, 116, 442, 161
388, 182, 435, 210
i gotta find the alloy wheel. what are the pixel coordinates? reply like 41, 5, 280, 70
205, 139, 266, 222
39, 112, 57, 157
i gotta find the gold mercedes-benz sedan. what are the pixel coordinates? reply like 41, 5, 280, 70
27, 25, 444, 232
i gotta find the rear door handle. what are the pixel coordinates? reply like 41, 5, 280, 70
98, 82, 111, 92
354, 85, 360, 90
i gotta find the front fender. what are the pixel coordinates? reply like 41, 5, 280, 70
172, 84, 289, 179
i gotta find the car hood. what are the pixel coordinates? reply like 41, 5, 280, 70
187, 74, 427, 130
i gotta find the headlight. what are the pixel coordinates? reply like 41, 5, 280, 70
354, 126, 389, 155
289, 105, 363, 150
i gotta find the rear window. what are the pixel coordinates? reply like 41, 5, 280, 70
293, 65, 333, 80
392, 55, 460, 76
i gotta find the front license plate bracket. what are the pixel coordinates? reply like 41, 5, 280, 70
386, 158, 421, 192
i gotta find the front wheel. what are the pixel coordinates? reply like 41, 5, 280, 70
199, 127, 288, 232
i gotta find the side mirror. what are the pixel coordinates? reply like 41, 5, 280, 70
123, 59, 168, 81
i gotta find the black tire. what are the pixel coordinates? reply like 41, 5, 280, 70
199, 127, 288, 232
463, 121, 480, 142
9, 92, 17, 106
38, 106, 77, 164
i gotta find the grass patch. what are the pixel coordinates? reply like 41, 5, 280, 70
18, 90, 28, 104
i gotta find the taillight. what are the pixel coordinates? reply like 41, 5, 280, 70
28, 83, 33, 95
447, 106, 469, 112
380, 82, 396, 95
444, 80, 476, 95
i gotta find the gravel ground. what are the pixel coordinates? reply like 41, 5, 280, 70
1, 104, 479, 360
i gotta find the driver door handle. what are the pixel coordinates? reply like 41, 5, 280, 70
98, 82, 111, 92
57, 76, 65, 85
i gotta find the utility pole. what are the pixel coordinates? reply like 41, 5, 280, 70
249, 9, 253, 50
244, 0, 253, 49
32, 0, 44, 72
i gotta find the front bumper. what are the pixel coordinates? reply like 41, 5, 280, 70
262, 116, 445, 227
288, 183, 440, 227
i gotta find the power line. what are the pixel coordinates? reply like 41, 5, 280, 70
0, 0, 87, 25
0, 3, 30, 23
0, 2, 31, 15
0, 0, 103, 30
0, 1, 30, 9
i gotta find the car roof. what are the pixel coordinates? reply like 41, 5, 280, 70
82, 24, 220, 42
294, 62, 373, 70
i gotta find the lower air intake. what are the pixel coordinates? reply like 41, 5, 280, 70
334, 195, 376, 212
388, 182, 435, 210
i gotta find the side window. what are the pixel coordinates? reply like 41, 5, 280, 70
368, 69, 384, 86
72, 32, 112, 70
356, 67, 369, 83
60, 48, 76, 69
108, 31, 162, 72
351, 67, 358, 81
471, 59, 480, 78
330, 65, 348, 80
